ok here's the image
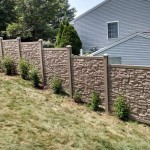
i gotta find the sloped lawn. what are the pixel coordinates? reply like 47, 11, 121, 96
0, 73, 150, 150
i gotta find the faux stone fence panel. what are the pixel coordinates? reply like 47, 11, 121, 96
2, 39, 20, 66
20, 42, 41, 74
108, 65, 150, 124
0, 38, 149, 125
71, 56, 105, 104
42, 48, 69, 92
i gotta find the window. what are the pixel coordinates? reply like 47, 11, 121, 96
109, 57, 121, 64
107, 22, 118, 39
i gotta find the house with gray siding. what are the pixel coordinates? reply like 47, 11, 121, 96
90, 32, 150, 66
72, 0, 150, 65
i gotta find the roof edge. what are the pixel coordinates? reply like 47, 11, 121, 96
73, 0, 110, 23
90, 32, 150, 56
72, 0, 150, 24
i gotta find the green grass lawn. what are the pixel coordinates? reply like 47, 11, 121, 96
0, 73, 150, 150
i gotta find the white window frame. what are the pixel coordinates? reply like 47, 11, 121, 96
107, 21, 119, 39
108, 57, 122, 64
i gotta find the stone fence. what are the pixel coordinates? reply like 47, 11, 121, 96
0, 37, 149, 125
108, 65, 150, 125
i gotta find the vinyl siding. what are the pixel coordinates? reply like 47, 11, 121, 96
74, 0, 150, 52
96, 36, 150, 66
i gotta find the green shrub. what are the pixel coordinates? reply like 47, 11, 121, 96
43, 40, 54, 48
73, 90, 82, 103
18, 59, 30, 80
2, 57, 15, 75
114, 95, 129, 121
50, 76, 62, 94
90, 91, 100, 111
55, 18, 82, 55
30, 68, 40, 88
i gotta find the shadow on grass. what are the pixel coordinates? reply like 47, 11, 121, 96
4, 73, 19, 76
97, 106, 105, 112
86, 103, 105, 112
35, 85, 44, 90
74, 100, 86, 105
51, 90, 70, 97
60, 91, 70, 97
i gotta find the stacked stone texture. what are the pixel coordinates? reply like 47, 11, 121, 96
1, 38, 149, 124
71, 58, 105, 104
108, 66, 150, 122
43, 49, 69, 91
2, 40, 20, 65
20, 42, 41, 73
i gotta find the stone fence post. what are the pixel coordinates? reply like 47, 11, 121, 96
103, 54, 109, 113
17, 37, 21, 58
66, 45, 73, 98
0, 37, 3, 58
39, 39, 45, 87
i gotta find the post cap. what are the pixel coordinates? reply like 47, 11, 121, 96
16, 37, 21, 40
66, 45, 72, 48
38, 39, 43, 42
0, 37, 3, 40
104, 53, 108, 56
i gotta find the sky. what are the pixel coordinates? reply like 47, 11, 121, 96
68, 0, 104, 17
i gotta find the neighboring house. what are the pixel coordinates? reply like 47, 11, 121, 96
72, 0, 150, 55
90, 32, 150, 66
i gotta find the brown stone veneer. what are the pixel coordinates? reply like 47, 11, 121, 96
20, 42, 41, 73
0, 38, 149, 124
71, 57, 105, 104
2, 40, 20, 65
108, 66, 150, 122
42, 48, 69, 91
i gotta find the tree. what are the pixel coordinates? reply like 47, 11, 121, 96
0, 0, 16, 37
7, 0, 60, 40
55, 18, 69, 47
6, 0, 76, 41
51, 0, 76, 41
55, 19, 82, 55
